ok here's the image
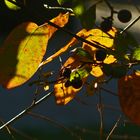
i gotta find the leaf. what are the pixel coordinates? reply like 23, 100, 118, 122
118, 71, 140, 125
132, 47, 140, 61
114, 32, 139, 61
90, 65, 104, 77
54, 54, 91, 105
39, 28, 87, 67
102, 64, 127, 78
57, 0, 66, 5
71, 47, 93, 62
83, 28, 117, 77
4, 0, 21, 10
54, 79, 81, 105
0, 13, 69, 89
78, 4, 96, 29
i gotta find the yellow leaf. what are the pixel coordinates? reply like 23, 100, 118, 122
103, 55, 116, 64
54, 80, 81, 105
39, 28, 87, 67
0, 13, 69, 89
90, 65, 104, 77
54, 55, 90, 105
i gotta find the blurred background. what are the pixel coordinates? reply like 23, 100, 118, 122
0, 0, 140, 139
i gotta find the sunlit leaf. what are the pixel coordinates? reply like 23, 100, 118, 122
4, 0, 21, 10
54, 79, 81, 105
83, 28, 117, 77
40, 29, 87, 66
0, 13, 69, 89
54, 54, 91, 105
103, 55, 116, 64
118, 71, 140, 125
90, 65, 104, 77
132, 47, 140, 61
71, 47, 93, 62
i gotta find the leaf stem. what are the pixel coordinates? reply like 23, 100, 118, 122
44, 4, 73, 13
0, 91, 53, 130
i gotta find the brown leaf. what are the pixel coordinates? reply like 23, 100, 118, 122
118, 71, 140, 125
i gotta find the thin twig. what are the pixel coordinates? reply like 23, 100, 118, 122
120, 15, 140, 34
0, 92, 53, 130
27, 112, 82, 140
98, 90, 104, 140
75, 126, 140, 140
106, 115, 122, 140
44, 4, 73, 13
9, 127, 36, 140
0, 118, 15, 140
100, 87, 118, 96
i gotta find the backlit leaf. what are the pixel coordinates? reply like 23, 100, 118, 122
118, 71, 140, 125
40, 29, 87, 66
0, 13, 69, 89
4, 0, 21, 10
132, 47, 140, 61
54, 54, 91, 105
83, 28, 117, 77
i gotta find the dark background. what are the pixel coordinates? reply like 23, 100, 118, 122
0, 0, 140, 139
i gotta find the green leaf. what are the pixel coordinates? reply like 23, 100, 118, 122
126, 32, 139, 49
73, 1, 96, 29
132, 47, 140, 61
79, 4, 96, 29
71, 47, 93, 61
114, 33, 129, 55
102, 64, 127, 78
57, 0, 66, 5
4, 0, 21, 11
70, 65, 91, 81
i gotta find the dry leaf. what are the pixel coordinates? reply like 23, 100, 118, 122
118, 71, 140, 125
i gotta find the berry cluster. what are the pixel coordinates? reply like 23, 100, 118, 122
61, 67, 83, 89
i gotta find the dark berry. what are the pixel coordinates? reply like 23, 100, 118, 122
100, 18, 113, 32
95, 49, 107, 61
117, 9, 132, 23
62, 68, 71, 78
71, 77, 83, 89
64, 80, 71, 87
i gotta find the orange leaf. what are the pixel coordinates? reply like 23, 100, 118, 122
118, 71, 140, 125
54, 79, 81, 105
54, 54, 90, 105
0, 13, 69, 89
39, 28, 87, 67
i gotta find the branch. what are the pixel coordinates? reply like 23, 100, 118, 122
120, 15, 140, 34
27, 112, 81, 140
0, 91, 53, 130
106, 115, 122, 140
0, 118, 15, 140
